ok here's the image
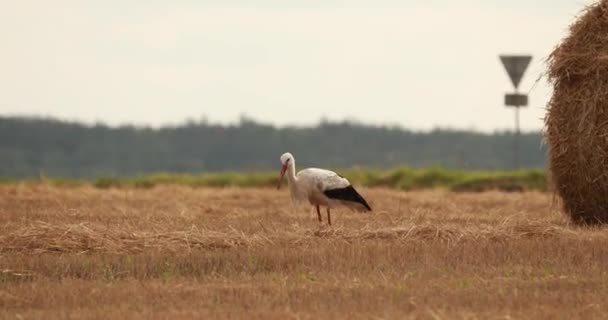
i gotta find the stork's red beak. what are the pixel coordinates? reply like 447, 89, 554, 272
277, 164, 287, 190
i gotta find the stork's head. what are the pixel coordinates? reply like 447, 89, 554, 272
277, 152, 294, 189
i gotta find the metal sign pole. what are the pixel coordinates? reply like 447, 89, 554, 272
514, 91, 520, 169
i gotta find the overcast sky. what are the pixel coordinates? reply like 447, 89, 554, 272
0, 0, 595, 131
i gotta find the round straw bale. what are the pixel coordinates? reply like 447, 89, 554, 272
546, 0, 608, 224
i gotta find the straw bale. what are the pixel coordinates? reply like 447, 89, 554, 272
546, 0, 608, 224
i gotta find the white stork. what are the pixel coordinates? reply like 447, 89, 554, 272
276, 152, 372, 225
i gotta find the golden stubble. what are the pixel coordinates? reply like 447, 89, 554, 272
0, 185, 606, 319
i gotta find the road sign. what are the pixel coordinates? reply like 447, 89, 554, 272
499, 54, 532, 170
500, 55, 532, 89
505, 93, 528, 107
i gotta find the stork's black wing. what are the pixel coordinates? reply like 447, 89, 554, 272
323, 185, 372, 211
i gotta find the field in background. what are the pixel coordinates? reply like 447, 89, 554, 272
1, 185, 607, 319
3, 167, 547, 192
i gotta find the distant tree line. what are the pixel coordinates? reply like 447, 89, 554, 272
0, 116, 546, 178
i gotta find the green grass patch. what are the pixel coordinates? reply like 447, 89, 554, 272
1, 167, 548, 192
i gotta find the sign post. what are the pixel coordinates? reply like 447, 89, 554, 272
500, 55, 532, 169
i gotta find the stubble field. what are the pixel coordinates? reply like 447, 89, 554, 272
1, 185, 608, 319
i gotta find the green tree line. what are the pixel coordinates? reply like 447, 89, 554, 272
0, 116, 546, 178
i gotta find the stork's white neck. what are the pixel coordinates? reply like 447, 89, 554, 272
285, 160, 299, 199
286, 160, 297, 184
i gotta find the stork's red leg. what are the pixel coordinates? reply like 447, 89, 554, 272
327, 208, 331, 226
316, 205, 322, 222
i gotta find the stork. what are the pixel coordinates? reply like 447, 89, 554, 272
276, 152, 372, 225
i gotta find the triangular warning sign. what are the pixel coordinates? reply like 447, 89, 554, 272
500, 55, 532, 89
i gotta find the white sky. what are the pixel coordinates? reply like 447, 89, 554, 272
0, 0, 595, 131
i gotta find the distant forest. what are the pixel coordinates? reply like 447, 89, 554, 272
0, 116, 546, 178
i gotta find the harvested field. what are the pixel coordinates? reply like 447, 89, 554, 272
0, 185, 607, 319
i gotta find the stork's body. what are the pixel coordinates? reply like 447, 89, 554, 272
277, 152, 371, 225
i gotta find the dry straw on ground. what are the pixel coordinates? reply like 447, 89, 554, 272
0, 220, 583, 255
4, 186, 608, 319
546, 0, 608, 224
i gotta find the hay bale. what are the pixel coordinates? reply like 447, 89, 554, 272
546, 0, 608, 224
